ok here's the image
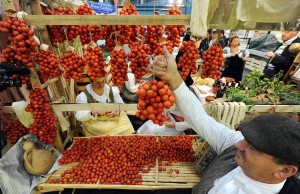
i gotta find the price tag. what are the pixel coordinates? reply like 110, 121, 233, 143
66, 46, 75, 52
123, 1, 131, 9
88, 41, 97, 49
114, 40, 121, 46
114, 45, 122, 52
40, 44, 49, 51
3, 0, 17, 17
40, 2, 48, 7
159, 37, 167, 45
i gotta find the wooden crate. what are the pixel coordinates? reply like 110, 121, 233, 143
37, 135, 203, 191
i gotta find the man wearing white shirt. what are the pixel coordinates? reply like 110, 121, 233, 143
153, 46, 300, 194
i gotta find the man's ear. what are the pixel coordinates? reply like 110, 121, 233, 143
274, 165, 298, 179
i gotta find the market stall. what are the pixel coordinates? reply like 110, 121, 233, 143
0, 0, 300, 193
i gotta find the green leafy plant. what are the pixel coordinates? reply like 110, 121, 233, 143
225, 70, 295, 105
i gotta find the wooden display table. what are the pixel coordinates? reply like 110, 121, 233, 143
36, 135, 204, 192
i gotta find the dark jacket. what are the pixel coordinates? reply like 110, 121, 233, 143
198, 38, 211, 57
271, 37, 300, 76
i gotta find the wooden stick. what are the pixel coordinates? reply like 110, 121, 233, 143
24, 15, 190, 25
29, 0, 53, 51
37, 184, 196, 190
37, 188, 64, 193
155, 157, 158, 185
62, 130, 74, 147
41, 77, 59, 89
51, 104, 300, 113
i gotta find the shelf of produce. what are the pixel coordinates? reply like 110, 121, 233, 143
37, 135, 203, 191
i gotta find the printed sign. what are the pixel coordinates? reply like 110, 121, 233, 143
88, 1, 115, 15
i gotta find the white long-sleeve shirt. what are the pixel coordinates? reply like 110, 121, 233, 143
125, 72, 140, 93
173, 82, 285, 194
223, 47, 250, 59
137, 120, 189, 135
75, 84, 123, 122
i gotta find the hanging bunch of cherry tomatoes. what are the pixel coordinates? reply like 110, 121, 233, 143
201, 44, 224, 79
136, 80, 175, 126
110, 47, 128, 88
177, 41, 200, 80
83, 46, 106, 81
60, 51, 85, 82
34, 49, 63, 83
0, 16, 37, 68
127, 42, 151, 82
146, 24, 164, 53
43, 8, 75, 46
117, 3, 145, 45
3, 119, 29, 145
104, 33, 116, 52
25, 88, 58, 144
153, 39, 173, 56
76, 4, 99, 44
165, 5, 185, 47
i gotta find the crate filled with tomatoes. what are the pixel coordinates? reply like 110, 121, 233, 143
37, 135, 204, 190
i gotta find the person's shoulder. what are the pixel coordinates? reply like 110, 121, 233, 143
76, 88, 88, 102
106, 84, 120, 94
294, 37, 300, 43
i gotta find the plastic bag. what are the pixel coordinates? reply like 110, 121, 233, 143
11, 101, 34, 128
249, 34, 281, 52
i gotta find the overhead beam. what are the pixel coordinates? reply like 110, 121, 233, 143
24, 15, 190, 26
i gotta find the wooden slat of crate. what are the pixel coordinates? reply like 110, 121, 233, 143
38, 161, 200, 190
24, 15, 190, 26
38, 136, 202, 190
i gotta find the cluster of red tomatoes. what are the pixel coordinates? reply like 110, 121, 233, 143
136, 80, 176, 126
48, 136, 195, 185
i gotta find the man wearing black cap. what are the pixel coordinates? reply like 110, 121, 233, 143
153, 46, 300, 194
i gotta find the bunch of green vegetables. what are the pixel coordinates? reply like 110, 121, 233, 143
225, 70, 297, 105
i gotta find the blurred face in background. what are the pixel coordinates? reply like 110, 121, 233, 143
92, 77, 105, 89
207, 32, 211, 39
282, 31, 297, 41
230, 37, 239, 47
212, 32, 219, 40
